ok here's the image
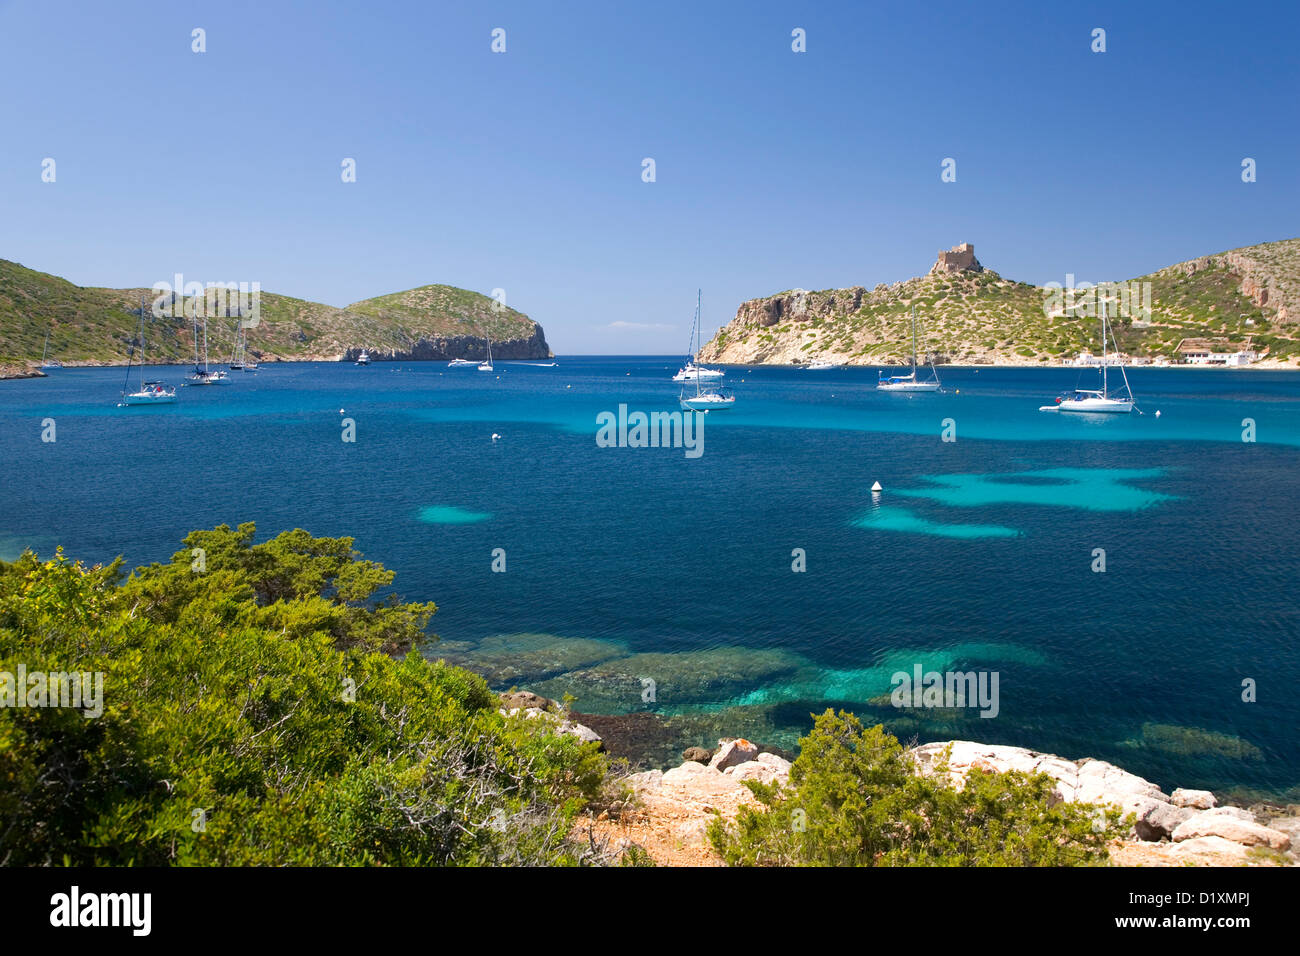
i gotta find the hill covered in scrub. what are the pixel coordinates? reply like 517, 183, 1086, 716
0, 258, 552, 370
698, 239, 1300, 368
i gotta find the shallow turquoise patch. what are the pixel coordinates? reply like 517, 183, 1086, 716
415, 505, 493, 524
853, 505, 1019, 539
728, 642, 1046, 708
895, 468, 1174, 512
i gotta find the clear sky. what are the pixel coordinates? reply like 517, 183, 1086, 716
1, 0, 1296, 353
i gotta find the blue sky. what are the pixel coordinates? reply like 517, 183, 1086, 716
1, 0, 1296, 353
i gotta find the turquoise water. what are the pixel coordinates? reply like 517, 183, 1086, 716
853, 504, 1021, 539
2, 359, 1298, 797
417, 505, 493, 524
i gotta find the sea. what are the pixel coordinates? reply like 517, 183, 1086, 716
2, 357, 1297, 800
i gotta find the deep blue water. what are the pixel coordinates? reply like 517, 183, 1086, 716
2, 358, 1298, 799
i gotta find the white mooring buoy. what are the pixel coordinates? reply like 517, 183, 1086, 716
871, 481, 883, 493
492, 433, 501, 441
1155, 410, 1161, 417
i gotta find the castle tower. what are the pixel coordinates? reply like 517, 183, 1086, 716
931, 243, 983, 274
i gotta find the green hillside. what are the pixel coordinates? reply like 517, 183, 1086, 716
346, 285, 534, 344
0, 259, 551, 368
700, 239, 1300, 367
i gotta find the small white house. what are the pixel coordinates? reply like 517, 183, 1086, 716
1177, 338, 1258, 366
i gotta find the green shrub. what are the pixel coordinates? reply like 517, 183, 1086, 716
0, 528, 608, 866
708, 710, 1125, 866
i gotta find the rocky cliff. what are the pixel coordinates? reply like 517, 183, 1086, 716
698, 238, 1300, 367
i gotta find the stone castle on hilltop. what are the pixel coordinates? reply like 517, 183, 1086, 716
931, 242, 983, 274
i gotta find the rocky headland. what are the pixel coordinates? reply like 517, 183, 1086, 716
697, 238, 1300, 368
0, 258, 552, 374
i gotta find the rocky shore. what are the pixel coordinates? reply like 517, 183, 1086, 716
0, 363, 45, 380
535, 706, 1298, 867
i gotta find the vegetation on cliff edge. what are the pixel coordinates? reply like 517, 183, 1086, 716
708, 710, 1126, 866
0, 524, 605, 865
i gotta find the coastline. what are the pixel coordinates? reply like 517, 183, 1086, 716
4, 356, 1300, 381
561, 703, 1300, 867
0, 363, 46, 380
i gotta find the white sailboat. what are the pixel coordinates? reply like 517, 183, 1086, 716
229, 323, 257, 371
188, 313, 229, 385
40, 332, 63, 370
1043, 299, 1135, 414
478, 332, 493, 371
679, 291, 734, 411
120, 298, 177, 405
878, 307, 941, 391
673, 294, 724, 382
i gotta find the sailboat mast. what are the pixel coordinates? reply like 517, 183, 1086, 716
1101, 299, 1108, 397
123, 306, 136, 394
695, 290, 703, 396
694, 289, 702, 362
911, 307, 918, 374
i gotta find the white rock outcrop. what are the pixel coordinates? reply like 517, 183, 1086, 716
909, 740, 1291, 853
1171, 788, 1218, 810
725, 752, 793, 787
910, 741, 1168, 821
1172, 808, 1292, 850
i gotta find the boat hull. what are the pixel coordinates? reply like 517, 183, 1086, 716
673, 367, 725, 382
122, 392, 177, 405
877, 382, 941, 392
1058, 399, 1133, 413
679, 396, 735, 411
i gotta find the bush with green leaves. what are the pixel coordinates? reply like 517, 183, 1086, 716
708, 710, 1125, 866
0, 525, 608, 866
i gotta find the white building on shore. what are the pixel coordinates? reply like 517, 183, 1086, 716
1176, 338, 1259, 366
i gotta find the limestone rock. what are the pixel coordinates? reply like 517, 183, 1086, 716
708, 738, 759, 772
1203, 806, 1256, 822
498, 690, 556, 712
499, 700, 602, 749
1261, 815, 1300, 845
1168, 836, 1255, 864
682, 746, 712, 764
1171, 788, 1217, 810
910, 741, 1166, 819
1135, 800, 1195, 841
659, 761, 750, 804
626, 769, 663, 791
726, 759, 788, 787
756, 752, 793, 774
1074, 759, 1169, 818
1172, 809, 1292, 850
556, 718, 602, 746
